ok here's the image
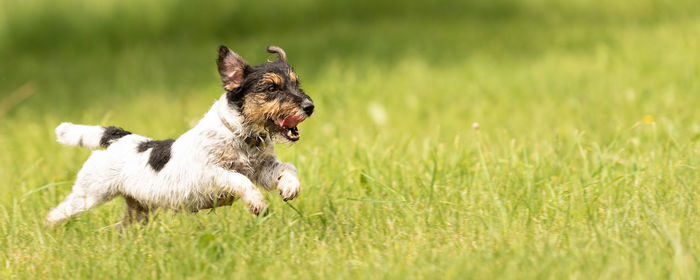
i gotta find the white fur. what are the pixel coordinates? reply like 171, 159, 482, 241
55, 123, 105, 150
47, 94, 300, 226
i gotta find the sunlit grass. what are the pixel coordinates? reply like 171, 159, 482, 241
1, 0, 700, 279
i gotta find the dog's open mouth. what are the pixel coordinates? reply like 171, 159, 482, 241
274, 115, 305, 141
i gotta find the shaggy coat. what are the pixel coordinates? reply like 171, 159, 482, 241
46, 45, 313, 228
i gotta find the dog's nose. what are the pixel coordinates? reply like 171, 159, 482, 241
302, 101, 314, 116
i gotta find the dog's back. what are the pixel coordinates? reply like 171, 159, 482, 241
53, 122, 200, 206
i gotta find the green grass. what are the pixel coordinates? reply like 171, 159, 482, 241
2, 0, 700, 278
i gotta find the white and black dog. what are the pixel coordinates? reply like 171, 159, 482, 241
47, 45, 314, 228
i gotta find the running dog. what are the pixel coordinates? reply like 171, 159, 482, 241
46, 45, 314, 228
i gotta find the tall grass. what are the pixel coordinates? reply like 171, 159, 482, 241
1, 0, 700, 278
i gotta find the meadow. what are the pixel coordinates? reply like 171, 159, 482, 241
1, 0, 700, 278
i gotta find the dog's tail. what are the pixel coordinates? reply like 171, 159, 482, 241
55, 122, 132, 150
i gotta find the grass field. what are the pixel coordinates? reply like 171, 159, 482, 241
2, 0, 700, 278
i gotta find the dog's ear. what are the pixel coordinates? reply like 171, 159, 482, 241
217, 45, 248, 91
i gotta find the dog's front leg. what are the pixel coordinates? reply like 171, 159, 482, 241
212, 169, 267, 215
256, 160, 300, 201
275, 162, 300, 201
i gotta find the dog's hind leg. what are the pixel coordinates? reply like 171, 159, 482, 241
45, 184, 112, 227
114, 196, 149, 230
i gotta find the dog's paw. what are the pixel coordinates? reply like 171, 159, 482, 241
249, 202, 269, 216
245, 192, 268, 216
45, 209, 67, 228
278, 174, 300, 201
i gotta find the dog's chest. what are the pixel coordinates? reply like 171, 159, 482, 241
210, 136, 275, 177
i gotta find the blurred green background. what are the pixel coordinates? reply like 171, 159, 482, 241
3, 0, 698, 128
2, 0, 700, 279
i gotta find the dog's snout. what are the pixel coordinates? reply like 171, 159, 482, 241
302, 101, 314, 116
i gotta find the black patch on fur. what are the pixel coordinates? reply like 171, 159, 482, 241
137, 139, 175, 172
100, 126, 132, 147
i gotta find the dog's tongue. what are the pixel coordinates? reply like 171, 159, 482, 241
280, 115, 305, 128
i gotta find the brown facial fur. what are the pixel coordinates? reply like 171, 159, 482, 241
241, 92, 305, 136
288, 70, 298, 83
262, 73, 283, 87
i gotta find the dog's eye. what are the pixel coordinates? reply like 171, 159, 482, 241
267, 85, 278, 92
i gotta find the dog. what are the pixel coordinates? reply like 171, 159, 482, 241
46, 45, 314, 228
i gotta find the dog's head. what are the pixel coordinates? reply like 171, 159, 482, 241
217, 45, 314, 142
